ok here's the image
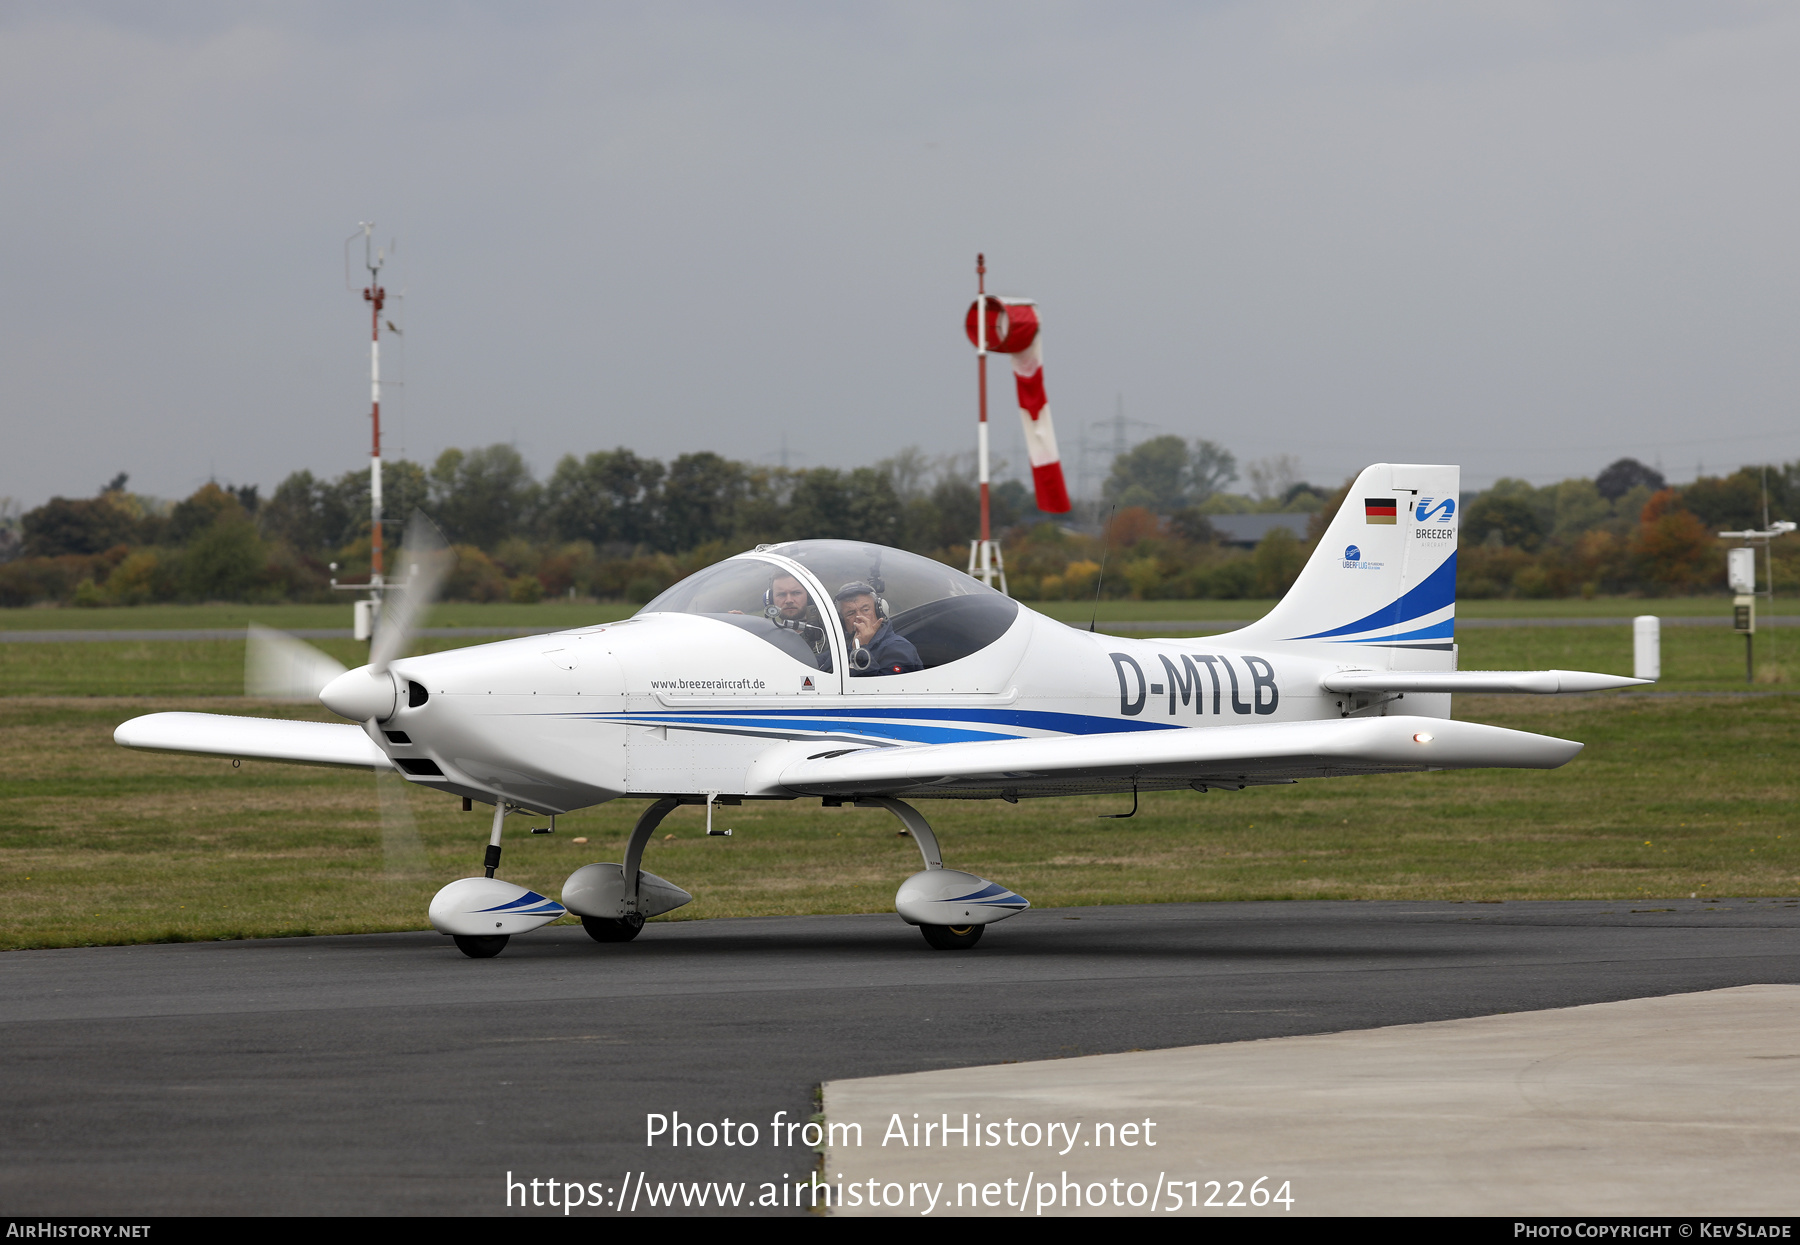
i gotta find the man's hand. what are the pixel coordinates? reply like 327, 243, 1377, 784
839, 596, 881, 646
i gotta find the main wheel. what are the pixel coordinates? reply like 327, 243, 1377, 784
919, 923, 984, 950
453, 934, 509, 958
582, 914, 646, 943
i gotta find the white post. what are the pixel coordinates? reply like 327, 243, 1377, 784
977, 419, 991, 582
1633, 615, 1661, 682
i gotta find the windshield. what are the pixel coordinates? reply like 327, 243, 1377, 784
762, 541, 1019, 672
639, 556, 832, 672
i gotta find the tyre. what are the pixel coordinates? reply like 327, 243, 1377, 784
919, 923, 984, 950
453, 934, 509, 958
582, 914, 646, 943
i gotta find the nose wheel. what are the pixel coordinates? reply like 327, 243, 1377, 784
452, 934, 509, 958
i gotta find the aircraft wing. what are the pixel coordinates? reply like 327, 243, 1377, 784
775, 714, 1579, 800
115, 712, 392, 770
1321, 669, 1648, 694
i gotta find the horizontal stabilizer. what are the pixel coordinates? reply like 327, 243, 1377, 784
115, 712, 392, 769
1322, 669, 1650, 695
773, 714, 1580, 800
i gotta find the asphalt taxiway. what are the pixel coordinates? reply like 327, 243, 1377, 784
4, 898, 1797, 1215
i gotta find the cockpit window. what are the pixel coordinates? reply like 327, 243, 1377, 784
763, 541, 1019, 671
638, 557, 833, 672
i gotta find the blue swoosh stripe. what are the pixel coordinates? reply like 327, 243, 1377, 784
603, 715, 1013, 744
1290, 552, 1457, 641
1331, 617, 1455, 644
947, 882, 1011, 902
790, 707, 1175, 734
575, 706, 1180, 739
476, 891, 559, 913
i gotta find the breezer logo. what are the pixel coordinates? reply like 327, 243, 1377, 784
1415, 497, 1456, 522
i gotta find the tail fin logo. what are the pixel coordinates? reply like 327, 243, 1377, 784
1415, 497, 1456, 522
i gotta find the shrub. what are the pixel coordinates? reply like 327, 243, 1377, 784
1632, 490, 1716, 594
1207, 559, 1256, 599
104, 550, 164, 605
445, 546, 510, 602
183, 516, 266, 601
1062, 560, 1100, 600
1123, 557, 1163, 599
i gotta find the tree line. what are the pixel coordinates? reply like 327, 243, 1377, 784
1, 441, 1794, 608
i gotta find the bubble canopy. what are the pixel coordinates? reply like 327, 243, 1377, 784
639, 541, 1021, 674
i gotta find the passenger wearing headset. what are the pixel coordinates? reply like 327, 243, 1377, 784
834, 580, 922, 676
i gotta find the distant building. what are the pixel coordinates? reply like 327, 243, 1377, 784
1209, 513, 1311, 548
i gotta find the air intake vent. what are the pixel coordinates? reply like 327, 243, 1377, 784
394, 758, 444, 776
408, 681, 429, 708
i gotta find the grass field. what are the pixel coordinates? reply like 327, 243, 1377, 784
1, 692, 1794, 950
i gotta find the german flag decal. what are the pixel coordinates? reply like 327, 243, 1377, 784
1364, 498, 1398, 524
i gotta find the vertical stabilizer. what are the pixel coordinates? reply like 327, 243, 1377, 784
1228, 463, 1459, 669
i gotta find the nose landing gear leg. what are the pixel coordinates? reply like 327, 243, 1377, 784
431, 801, 569, 958
453, 803, 513, 957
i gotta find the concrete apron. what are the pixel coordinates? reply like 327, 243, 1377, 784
823, 984, 1800, 1217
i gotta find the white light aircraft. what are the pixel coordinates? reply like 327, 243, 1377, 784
115, 463, 1645, 957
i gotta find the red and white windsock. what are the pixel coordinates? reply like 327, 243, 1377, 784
964, 297, 1072, 514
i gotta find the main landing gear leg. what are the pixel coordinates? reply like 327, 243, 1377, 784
580, 796, 678, 944
856, 796, 942, 869
857, 797, 1028, 950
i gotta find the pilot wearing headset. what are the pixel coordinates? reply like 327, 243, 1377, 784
767, 572, 832, 671
834, 581, 922, 677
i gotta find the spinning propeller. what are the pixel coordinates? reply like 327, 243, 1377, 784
244, 514, 453, 882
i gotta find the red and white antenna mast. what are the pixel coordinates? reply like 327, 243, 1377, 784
358, 222, 387, 592
332, 223, 392, 641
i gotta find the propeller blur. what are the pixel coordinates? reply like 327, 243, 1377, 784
115, 465, 1648, 957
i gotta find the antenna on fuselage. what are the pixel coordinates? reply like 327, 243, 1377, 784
1089, 504, 1116, 632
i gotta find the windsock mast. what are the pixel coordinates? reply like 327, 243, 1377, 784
972, 253, 1001, 591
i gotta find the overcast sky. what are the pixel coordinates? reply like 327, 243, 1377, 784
3, 1, 1797, 509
